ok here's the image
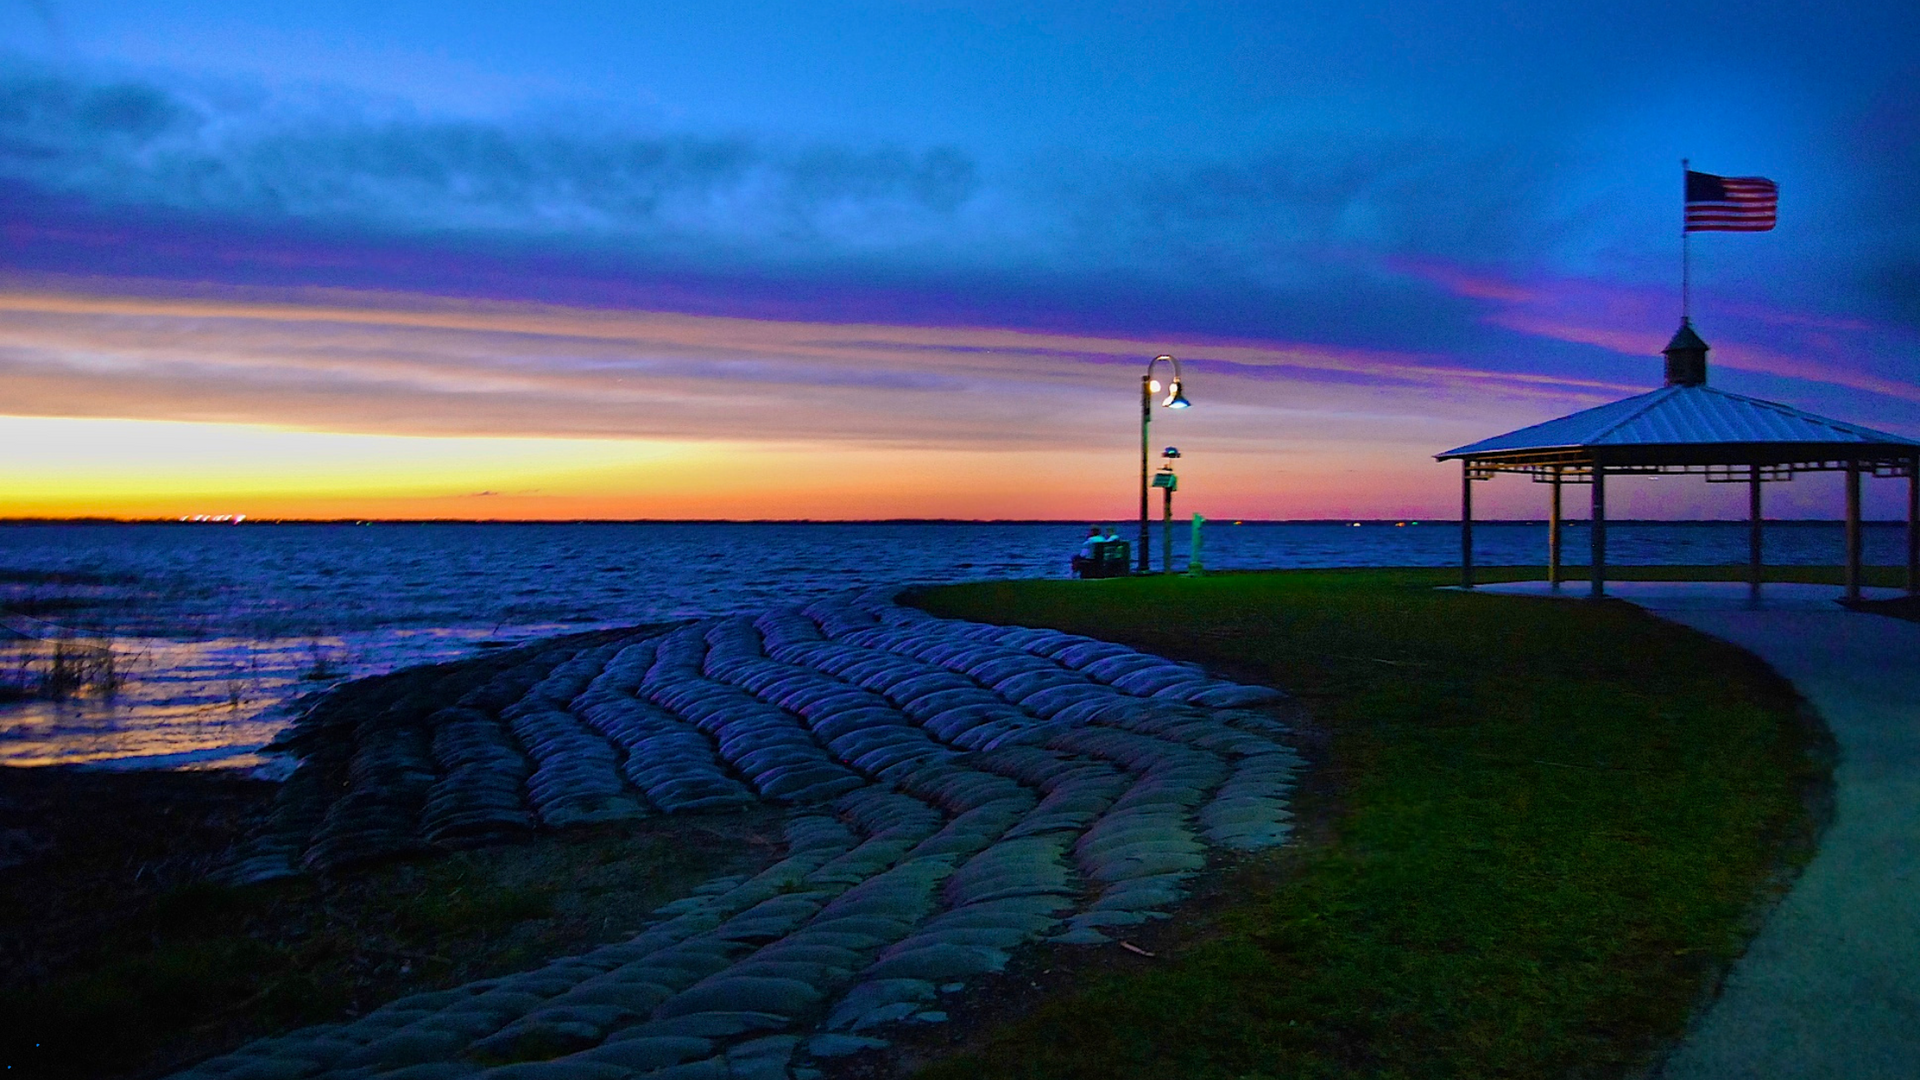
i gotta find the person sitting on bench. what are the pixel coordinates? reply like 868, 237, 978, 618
1070, 525, 1103, 577
1072, 526, 1130, 578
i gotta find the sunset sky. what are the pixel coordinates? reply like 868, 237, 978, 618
2, 1, 1916, 520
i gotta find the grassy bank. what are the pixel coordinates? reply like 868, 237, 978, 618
909, 568, 1828, 1079
1, 768, 781, 1080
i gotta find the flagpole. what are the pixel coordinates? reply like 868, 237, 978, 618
1681, 158, 1691, 321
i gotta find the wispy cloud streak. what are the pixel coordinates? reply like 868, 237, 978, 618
1404, 258, 1920, 414
0, 280, 1622, 451
0, 64, 1556, 332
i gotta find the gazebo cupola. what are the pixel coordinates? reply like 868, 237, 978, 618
1663, 318, 1709, 386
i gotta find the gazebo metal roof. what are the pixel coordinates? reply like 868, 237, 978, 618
1442, 382, 1916, 457
1437, 382, 1918, 478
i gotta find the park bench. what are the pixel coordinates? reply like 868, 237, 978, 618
1073, 540, 1131, 579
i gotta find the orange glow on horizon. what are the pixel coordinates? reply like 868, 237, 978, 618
5, 274, 1915, 522
0, 415, 1464, 521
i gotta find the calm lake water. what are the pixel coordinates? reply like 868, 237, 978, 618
1, 520, 1906, 771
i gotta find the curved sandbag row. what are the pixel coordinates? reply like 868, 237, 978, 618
737, 618, 1169, 892
972, 743, 1133, 843
800, 594, 885, 639
822, 756, 1119, 1031
1199, 748, 1301, 850
758, 601, 1226, 1029
1039, 725, 1223, 940
811, 593, 1300, 934
514, 640, 626, 715
699, 616, 1046, 832
413, 646, 607, 845
420, 705, 535, 846
829, 593, 1296, 794
301, 701, 439, 872
572, 646, 758, 814
837, 821, 1085, 1020
761, 634, 1046, 753
780, 598, 1263, 937
310, 640, 641, 869
704, 630, 969, 781
825, 620, 1147, 735
883, 722, 1203, 948
503, 706, 648, 828
492, 643, 647, 829
216, 663, 516, 884
572, 637, 751, 813
754, 606, 826, 650
642, 623, 867, 805
697, 617, 1081, 873
539, 788, 968, 1066
847, 594, 1287, 710
248, 637, 658, 877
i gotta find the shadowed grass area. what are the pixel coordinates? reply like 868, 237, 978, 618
908, 568, 1828, 1080
1, 770, 784, 1080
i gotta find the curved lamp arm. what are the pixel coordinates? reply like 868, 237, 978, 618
1145, 354, 1191, 408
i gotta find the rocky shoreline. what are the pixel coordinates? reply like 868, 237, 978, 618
12, 588, 1303, 1079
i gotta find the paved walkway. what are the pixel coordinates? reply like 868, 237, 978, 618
1483, 581, 1920, 1079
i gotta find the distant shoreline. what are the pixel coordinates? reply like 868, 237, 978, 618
1, 517, 1909, 527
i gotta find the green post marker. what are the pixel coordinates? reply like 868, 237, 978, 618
1153, 445, 1181, 575
1188, 513, 1205, 576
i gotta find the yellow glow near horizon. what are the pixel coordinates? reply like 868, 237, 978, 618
2, 413, 1414, 520
0, 278, 1581, 519
13, 276, 1907, 520
0, 414, 1165, 520
0, 415, 703, 509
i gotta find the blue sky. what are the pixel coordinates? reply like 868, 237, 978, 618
2, 1, 1916, 519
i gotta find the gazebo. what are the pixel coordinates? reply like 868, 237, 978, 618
1437, 320, 1920, 599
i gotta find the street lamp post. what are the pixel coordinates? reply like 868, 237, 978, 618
1139, 354, 1191, 573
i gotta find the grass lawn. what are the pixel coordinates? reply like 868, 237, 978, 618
908, 567, 1831, 1080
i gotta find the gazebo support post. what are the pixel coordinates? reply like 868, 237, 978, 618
1548, 469, 1562, 588
1909, 454, 1919, 597
1845, 462, 1863, 602
1461, 461, 1474, 589
1749, 465, 1764, 591
1590, 464, 1607, 599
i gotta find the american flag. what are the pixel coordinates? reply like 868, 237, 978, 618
1685, 170, 1777, 232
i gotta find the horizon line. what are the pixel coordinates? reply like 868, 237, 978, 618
0, 517, 1911, 527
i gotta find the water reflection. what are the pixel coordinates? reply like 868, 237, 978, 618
0, 521, 1905, 771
